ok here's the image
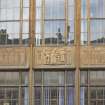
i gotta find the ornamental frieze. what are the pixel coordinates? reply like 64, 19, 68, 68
0, 48, 28, 67
81, 46, 105, 67
34, 47, 75, 67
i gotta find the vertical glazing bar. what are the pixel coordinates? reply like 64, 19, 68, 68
75, 0, 81, 105
19, 72, 22, 105
19, 0, 23, 45
41, 71, 44, 105
88, 70, 90, 105
29, 45, 33, 105
64, 71, 67, 105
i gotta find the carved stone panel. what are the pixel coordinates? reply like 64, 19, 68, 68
0, 47, 28, 68
81, 46, 105, 67
34, 47, 75, 68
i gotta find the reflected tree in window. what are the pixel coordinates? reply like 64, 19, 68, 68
0, 29, 8, 44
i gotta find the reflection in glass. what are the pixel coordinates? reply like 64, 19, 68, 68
66, 71, 74, 85
22, 34, 29, 45
35, 0, 75, 45
80, 71, 88, 85
90, 20, 105, 44
0, 72, 19, 85
81, 19, 87, 45
44, 72, 64, 86
0, 71, 29, 105
0, 0, 29, 45
44, 87, 64, 105
23, 8, 29, 20
44, 0, 65, 45
80, 87, 88, 105
34, 71, 42, 86
90, 71, 105, 85
81, 0, 87, 18
80, 70, 105, 105
67, 87, 74, 105
90, 87, 96, 99
34, 87, 41, 105
35, 34, 41, 46
90, 0, 105, 18
22, 87, 29, 105
34, 71, 75, 105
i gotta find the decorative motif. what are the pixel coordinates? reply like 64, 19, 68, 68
34, 47, 75, 66
81, 46, 105, 67
0, 48, 28, 67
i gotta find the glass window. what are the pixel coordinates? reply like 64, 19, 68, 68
44, 87, 64, 105
44, 72, 64, 86
80, 71, 88, 85
81, 0, 88, 45
90, 0, 105, 45
66, 71, 74, 85
0, 72, 19, 85
90, 71, 105, 85
34, 70, 75, 105
35, 0, 75, 46
34, 71, 42, 86
0, 71, 29, 105
80, 70, 105, 105
0, 0, 29, 45
67, 87, 74, 105
90, 0, 105, 18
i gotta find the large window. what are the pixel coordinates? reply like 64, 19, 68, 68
80, 70, 105, 105
0, 0, 29, 45
81, 0, 105, 45
34, 70, 75, 105
35, 0, 75, 46
81, 0, 87, 45
0, 71, 29, 105
90, 0, 105, 44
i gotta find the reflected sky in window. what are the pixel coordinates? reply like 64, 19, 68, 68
35, 0, 75, 45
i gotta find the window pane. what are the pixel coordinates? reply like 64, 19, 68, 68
34, 71, 42, 86
22, 34, 29, 45
21, 72, 29, 86
66, 71, 74, 85
22, 87, 29, 105
90, 87, 97, 99
90, 101, 96, 105
45, 0, 64, 19
67, 87, 74, 105
81, 0, 87, 18
97, 87, 103, 99
90, 0, 105, 18
44, 72, 64, 86
90, 71, 105, 85
80, 71, 88, 85
44, 87, 64, 105
80, 87, 88, 105
0, 72, 19, 85
34, 87, 41, 105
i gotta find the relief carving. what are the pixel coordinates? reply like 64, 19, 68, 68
0, 48, 27, 66
34, 47, 74, 66
81, 47, 105, 66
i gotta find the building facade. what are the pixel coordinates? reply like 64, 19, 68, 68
0, 0, 105, 105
